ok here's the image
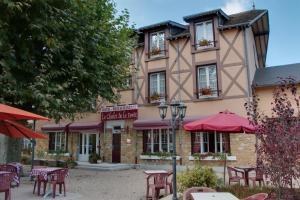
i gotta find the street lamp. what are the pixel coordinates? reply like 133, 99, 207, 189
158, 100, 187, 200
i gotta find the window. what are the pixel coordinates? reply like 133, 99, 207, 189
122, 76, 132, 89
195, 20, 214, 49
149, 31, 165, 57
149, 71, 166, 103
197, 65, 218, 98
191, 132, 230, 154
143, 129, 173, 153
48, 132, 66, 152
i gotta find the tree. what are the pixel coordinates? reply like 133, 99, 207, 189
0, 0, 134, 121
245, 77, 300, 199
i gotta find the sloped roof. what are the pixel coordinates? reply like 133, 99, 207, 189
183, 9, 229, 22
138, 20, 186, 32
253, 63, 300, 88
221, 9, 268, 29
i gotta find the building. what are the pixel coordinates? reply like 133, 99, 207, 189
35, 8, 289, 167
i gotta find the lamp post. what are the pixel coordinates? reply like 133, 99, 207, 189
158, 100, 186, 200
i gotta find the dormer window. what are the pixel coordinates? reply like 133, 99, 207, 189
149, 31, 165, 57
195, 20, 214, 49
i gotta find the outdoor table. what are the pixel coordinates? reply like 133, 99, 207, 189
235, 166, 255, 186
30, 167, 65, 198
144, 170, 168, 175
0, 168, 19, 185
191, 192, 239, 200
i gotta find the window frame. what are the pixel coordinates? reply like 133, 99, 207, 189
48, 132, 67, 152
143, 129, 173, 153
149, 31, 166, 58
194, 19, 215, 49
148, 71, 166, 103
196, 64, 218, 98
191, 132, 230, 154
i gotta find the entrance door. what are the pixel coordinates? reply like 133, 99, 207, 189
78, 133, 99, 162
112, 126, 121, 163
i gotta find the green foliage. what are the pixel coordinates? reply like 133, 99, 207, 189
36, 150, 46, 159
66, 156, 77, 168
141, 151, 173, 158
21, 155, 31, 165
89, 152, 100, 164
0, 0, 135, 121
177, 167, 218, 192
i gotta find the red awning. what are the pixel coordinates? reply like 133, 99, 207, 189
69, 121, 103, 132
41, 123, 69, 132
133, 116, 207, 130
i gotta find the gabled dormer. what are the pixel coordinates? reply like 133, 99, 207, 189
138, 20, 187, 61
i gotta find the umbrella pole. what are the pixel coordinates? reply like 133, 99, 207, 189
30, 120, 36, 181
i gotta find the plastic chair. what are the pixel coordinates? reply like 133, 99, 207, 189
227, 166, 245, 185
0, 164, 19, 187
249, 168, 265, 187
166, 170, 173, 194
32, 166, 47, 196
49, 169, 68, 198
243, 193, 268, 200
183, 187, 216, 200
146, 173, 169, 200
0, 173, 14, 200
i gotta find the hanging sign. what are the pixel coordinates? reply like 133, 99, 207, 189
101, 104, 138, 121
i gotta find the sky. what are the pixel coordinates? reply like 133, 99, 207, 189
114, 0, 300, 67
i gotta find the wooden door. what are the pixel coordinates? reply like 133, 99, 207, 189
112, 134, 121, 163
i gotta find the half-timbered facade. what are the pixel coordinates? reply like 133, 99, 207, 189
35, 8, 272, 167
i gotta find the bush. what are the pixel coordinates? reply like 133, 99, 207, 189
177, 167, 217, 192
66, 156, 78, 168
89, 153, 100, 164
21, 155, 31, 165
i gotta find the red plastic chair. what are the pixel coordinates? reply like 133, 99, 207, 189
49, 169, 68, 198
0, 173, 14, 200
0, 164, 19, 187
249, 168, 265, 187
183, 187, 216, 200
32, 166, 48, 196
227, 166, 245, 185
243, 193, 268, 200
146, 173, 169, 200
166, 170, 173, 194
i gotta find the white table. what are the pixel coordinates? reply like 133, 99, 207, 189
144, 170, 168, 175
191, 192, 239, 200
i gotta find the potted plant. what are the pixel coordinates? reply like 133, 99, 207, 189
199, 39, 210, 47
150, 47, 161, 55
150, 92, 161, 102
89, 153, 100, 164
200, 87, 212, 95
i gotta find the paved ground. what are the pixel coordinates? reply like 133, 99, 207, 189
12, 169, 147, 200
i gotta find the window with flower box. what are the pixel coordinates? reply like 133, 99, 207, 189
197, 64, 218, 98
191, 132, 230, 154
195, 20, 214, 49
149, 71, 166, 103
149, 31, 165, 57
143, 129, 173, 153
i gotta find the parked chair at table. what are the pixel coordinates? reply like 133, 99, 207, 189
0, 173, 14, 200
166, 170, 173, 194
243, 193, 268, 200
49, 169, 68, 198
146, 173, 169, 200
227, 166, 245, 185
0, 164, 19, 187
249, 168, 265, 187
183, 187, 216, 200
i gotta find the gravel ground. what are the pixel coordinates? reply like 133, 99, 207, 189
12, 169, 147, 200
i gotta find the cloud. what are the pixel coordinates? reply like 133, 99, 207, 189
222, 0, 251, 15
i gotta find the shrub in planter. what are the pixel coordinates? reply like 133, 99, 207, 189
177, 166, 217, 192
89, 153, 100, 164
21, 155, 31, 165
66, 156, 78, 169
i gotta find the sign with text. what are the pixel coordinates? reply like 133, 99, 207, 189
101, 104, 138, 121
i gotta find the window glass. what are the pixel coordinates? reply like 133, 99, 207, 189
195, 20, 214, 48
48, 132, 66, 152
149, 72, 166, 102
143, 129, 172, 153
153, 129, 160, 152
150, 31, 165, 56
197, 65, 218, 97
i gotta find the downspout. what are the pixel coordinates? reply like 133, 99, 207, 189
243, 27, 252, 97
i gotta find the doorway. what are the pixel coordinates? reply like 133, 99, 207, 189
78, 133, 99, 162
112, 126, 121, 163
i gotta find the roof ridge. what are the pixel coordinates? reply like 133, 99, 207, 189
228, 9, 267, 17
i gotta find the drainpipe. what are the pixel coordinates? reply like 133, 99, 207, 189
243, 27, 252, 97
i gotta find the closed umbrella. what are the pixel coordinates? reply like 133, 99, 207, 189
0, 103, 49, 121
0, 120, 48, 139
183, 110, 255, 133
